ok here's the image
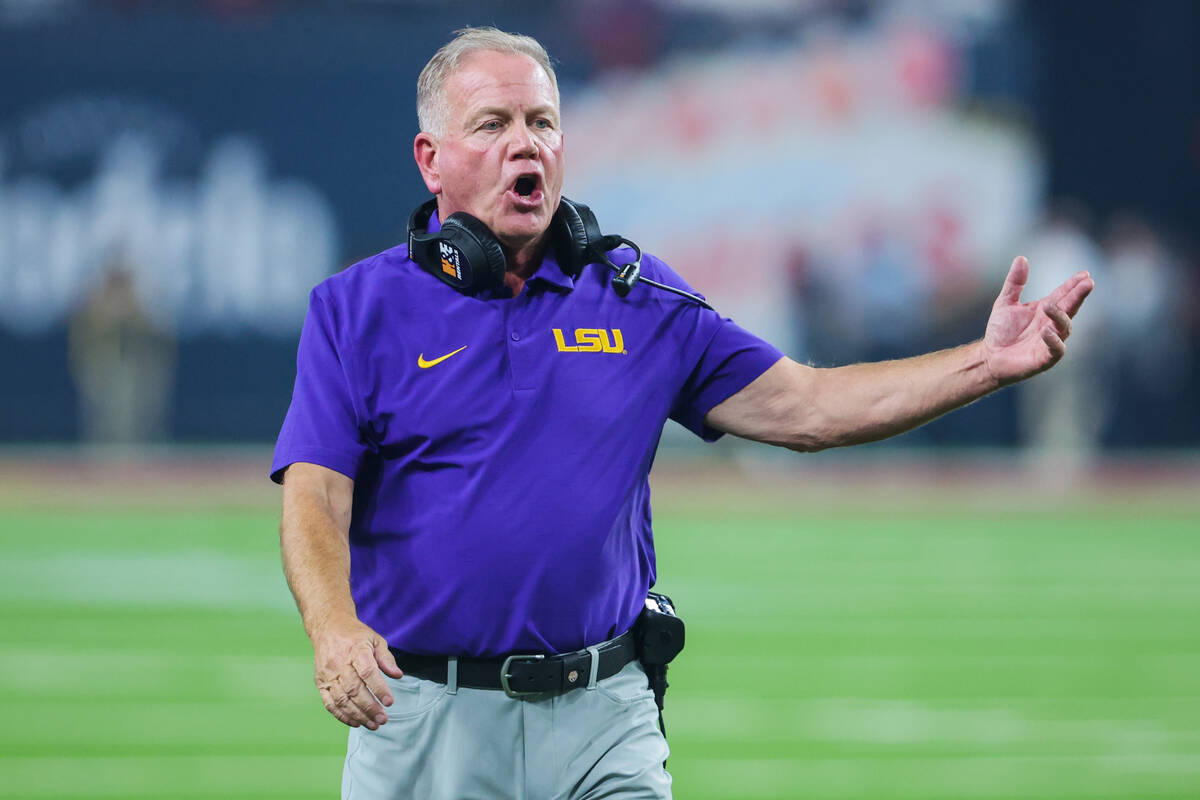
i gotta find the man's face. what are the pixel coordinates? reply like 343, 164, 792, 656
415, 50, 563, 253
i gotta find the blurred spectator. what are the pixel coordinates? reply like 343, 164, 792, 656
1103, 213, 1191, 443
1017, 201, 1109, 480
854, 216, 931, 361
790, 236, 870, 368
68, 258, 176, 444
791, 212, 931, 368
785, 242, 815, 363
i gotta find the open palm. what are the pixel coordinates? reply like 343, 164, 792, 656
982, 256, 1094, 386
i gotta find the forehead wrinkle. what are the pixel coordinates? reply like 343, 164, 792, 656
445, 53, 559, 126
457, 80, 558, 113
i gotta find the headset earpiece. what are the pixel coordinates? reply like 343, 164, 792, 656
440, 213, 507, 289
408, 198, 507, 293
552, 198, 606, 278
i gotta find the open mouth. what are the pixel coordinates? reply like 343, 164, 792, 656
512, 174, 539, 198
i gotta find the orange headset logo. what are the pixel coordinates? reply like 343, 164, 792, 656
439, 242, 461, 279
553, 328, 625, 354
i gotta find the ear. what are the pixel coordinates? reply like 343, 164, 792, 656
413, 132, 441, 195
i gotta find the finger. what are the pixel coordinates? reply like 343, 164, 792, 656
319, 684, 362, 728
1045, 270, 1091, 308
375, 639, 404, 681
1044, 303, 1072, 341
1041, 326, 1066, 363
352, 649, 395, 710
996, 256, 1028, 306
1058, 274, 1094, 318
338, 671, 387, 728
320, 670, 379, 729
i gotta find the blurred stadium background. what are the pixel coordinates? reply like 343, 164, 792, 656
1, 1, 1198, 798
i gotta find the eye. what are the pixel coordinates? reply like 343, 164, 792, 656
480, 120, 503, 131
533, 118, 554, 130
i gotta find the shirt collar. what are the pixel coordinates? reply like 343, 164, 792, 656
427, 209, 576, 293
528, 250, 576, 292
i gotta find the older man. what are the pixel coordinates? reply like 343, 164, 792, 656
272, 27, 1092, 800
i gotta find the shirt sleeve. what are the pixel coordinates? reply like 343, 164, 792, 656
270, 286, 370, 484
670, 317, 784, 442
638, 254, 783, 442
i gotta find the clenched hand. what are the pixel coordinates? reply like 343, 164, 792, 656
312, 617, 403, 730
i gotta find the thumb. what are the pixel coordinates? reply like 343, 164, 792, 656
996, 256, 1028, 306
374, 637, 404, 678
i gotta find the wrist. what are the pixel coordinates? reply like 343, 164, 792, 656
965, 339, 1003, 394
304, 605, 360, 641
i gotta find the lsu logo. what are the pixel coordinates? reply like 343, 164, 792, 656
439, 241, 462, 279
553, 328, 625, 354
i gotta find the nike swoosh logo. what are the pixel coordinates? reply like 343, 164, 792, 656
417, 345, 468, 369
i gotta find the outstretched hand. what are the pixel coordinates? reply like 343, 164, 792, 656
981, 256, 1094, 387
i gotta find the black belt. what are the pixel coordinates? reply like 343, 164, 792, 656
390, 631, 637, 698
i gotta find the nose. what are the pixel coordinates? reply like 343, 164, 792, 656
508, 124, 539, 160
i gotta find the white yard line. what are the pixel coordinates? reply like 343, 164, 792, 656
0, 552, 294, 610
678, 752, 1200, 799
0, 755, 342, 797
0, 647, 310, 700
670, 696, 1199, 747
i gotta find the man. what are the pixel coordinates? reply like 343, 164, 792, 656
272, 27, 1093, 800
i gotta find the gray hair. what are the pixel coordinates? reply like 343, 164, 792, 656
417, 27, 560, 137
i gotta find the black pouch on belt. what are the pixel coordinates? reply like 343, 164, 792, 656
634, 591, 685, 737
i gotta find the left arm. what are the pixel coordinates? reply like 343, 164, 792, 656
705, 257, 1094, 451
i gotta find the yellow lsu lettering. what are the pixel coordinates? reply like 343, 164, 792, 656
553, 328, 625, 354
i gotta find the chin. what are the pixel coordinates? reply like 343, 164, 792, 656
496, 214, 550, 243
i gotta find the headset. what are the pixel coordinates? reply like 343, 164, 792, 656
407, 197, 713, 310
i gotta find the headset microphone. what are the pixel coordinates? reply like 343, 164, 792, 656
606, 236, 642, 298
594, 233, 713, 310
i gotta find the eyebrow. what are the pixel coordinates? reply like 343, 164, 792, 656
471, 105, 560, 124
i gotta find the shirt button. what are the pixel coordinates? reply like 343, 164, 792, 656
510, 331, 520, 341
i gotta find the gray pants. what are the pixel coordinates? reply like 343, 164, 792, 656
342, 659, 672, 799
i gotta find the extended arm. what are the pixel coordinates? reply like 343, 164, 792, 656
706, 257, 1094, 450
280, 462, 402, 729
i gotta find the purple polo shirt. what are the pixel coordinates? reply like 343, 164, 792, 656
271, 222, 783, 657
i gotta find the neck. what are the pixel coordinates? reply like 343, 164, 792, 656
501, 236, 548, 295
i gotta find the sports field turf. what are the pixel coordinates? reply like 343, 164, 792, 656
1, 454, 1197, 799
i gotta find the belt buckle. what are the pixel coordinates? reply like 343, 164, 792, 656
500, 653, 546, 698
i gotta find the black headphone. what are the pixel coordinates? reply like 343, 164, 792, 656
407, 197, 713, 309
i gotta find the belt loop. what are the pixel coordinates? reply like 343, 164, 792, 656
586, 645, 601, 690
447, 657, 459, 695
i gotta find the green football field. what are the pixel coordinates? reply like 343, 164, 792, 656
1, 456, 1198, 799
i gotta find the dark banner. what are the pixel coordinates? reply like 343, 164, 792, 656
1, 3, 1196, 446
